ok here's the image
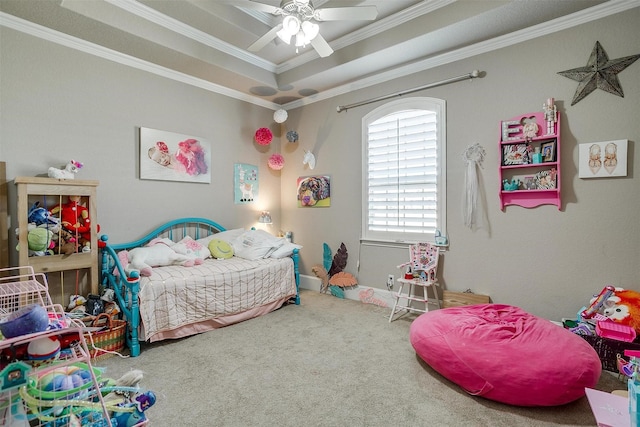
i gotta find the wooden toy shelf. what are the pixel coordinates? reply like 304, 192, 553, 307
14, 177, 100, 296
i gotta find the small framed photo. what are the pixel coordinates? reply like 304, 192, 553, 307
541, 141, 556, 162
524, 176, 535, 190
502, 143, 528, 165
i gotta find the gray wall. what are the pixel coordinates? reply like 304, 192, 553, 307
1, 28, 282, 244
2, 9, 639, 320
279, 9, 640, 320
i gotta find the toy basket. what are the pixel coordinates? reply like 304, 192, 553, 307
581, 334, 640, 372
83, 313, 127, 360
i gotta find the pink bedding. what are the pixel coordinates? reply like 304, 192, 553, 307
138, 257, 296, 342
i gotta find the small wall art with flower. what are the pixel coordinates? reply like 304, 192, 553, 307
234, 163, 258, 204
140, 127, 211, 183
297, 175, 330, 208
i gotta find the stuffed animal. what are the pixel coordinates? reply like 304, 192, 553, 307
49, 195, 103, 251
119, 238, 199, 277
601, 288, 640, 334
28, 202, 59, 227
54, 228, 78, 255
16, 227, 55, 256
48, 159, 83, 179
68, 294, 87, 312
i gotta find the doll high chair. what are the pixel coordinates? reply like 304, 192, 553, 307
389, 242, 440, 322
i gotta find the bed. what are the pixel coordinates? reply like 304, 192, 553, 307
100, 217, 300, 357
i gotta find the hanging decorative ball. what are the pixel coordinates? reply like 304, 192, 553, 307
273, 109, 288, 123
255, 128, 273, 145
286, 130, 299, 143
268, 153, 285, 170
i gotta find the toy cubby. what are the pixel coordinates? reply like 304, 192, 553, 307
15, 176, 100, 305
0, 266, 112, 426
499, 103, 561, 210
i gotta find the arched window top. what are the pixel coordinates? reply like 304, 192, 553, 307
362, 97, 446, 243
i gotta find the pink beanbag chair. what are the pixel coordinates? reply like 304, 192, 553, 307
410, 304, 601, 406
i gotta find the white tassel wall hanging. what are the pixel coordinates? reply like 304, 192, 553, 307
462, 143, 486, 230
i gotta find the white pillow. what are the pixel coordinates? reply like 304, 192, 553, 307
232, 229, 284, 260
172, 236, 210, 260
270, 242, 303, 259
196, 228, 245, 247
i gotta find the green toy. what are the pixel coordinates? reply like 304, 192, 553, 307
17, 227, 55, 256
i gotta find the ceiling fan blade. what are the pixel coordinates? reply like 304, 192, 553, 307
310, 33, 334, 58
315, 6, 378, 21
227, 0, 281, 15
248, 23, 283, 52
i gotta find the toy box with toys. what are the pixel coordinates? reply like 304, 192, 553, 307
567, 286, 640, 373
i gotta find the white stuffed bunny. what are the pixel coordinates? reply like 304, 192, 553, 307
119, 238, 201, 277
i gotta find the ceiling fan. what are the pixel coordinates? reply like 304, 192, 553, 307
233, 0, 378, 57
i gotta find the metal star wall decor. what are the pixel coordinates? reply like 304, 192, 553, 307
558, 41, 640, 105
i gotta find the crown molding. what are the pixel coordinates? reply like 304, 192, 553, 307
0, 12, 281, 110
2, 0, 637, 112
281, 0, 640, 110
103, 0, 277, 72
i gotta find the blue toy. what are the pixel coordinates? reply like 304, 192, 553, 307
28, 201, 59, 226
111, 390, 156, 427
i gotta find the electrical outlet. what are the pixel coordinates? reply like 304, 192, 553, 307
387, 274, 394, 290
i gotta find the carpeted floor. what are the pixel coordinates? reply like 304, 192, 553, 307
98, 289, 621, 426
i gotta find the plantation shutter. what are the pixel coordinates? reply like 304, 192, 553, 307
366, 109, 438, 239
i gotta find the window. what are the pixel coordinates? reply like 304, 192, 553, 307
362, 97, 446, 243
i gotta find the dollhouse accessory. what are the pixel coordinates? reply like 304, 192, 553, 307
462, 143, 486, 230
47, 160, 83, 179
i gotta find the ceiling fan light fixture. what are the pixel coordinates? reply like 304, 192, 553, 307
301, 20, 319, 41
276, 27, 292, 44
283, 15, 300, 34
277, 15, 301, 44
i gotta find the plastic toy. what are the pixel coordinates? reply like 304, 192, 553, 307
581, 285, 615, 319
0, 304, 50, 338
27, 336, 61, 361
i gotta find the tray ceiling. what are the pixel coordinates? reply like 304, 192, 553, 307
1, 0, 630, 110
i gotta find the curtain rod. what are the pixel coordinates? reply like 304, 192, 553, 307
336, 70, 481, 113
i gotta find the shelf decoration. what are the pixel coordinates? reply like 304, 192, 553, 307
558, 41, 640, 106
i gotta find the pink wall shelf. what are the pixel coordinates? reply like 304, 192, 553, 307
499, 106, 561, 210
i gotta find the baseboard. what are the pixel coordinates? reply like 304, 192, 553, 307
299, 274, 440, 311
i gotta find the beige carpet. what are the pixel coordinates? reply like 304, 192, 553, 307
98, 289, 621, 426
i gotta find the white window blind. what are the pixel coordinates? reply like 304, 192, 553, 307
362, 98, 446, 243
